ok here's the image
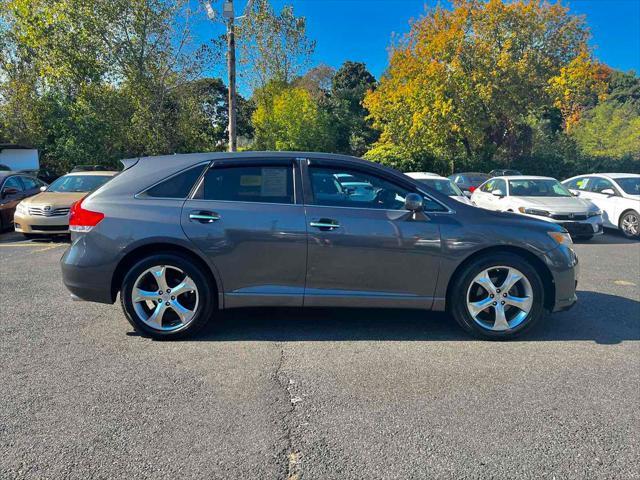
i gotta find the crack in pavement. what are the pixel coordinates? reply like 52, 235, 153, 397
273, 342, 302, 480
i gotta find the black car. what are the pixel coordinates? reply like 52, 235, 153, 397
449, 172, 491, 194
489, 169, 523, 177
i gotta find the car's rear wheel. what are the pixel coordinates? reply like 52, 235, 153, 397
120, 253, 215, 339
449, 253, 545, 339
620, 210, 639, 239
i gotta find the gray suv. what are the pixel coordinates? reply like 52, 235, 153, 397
61, 152, 578, 340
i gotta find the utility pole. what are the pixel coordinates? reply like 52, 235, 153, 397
224, 1, 237, 152
206, 0, 253, 152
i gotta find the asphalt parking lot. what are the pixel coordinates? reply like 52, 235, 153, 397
1, 230, 638, 480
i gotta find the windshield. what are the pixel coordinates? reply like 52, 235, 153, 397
419, 178, 463, 196
508, 179, 572, 197
47, 174, 112, 193
615, 177, 640, 195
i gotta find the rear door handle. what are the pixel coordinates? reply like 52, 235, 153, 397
189, 211, 220, 223
309, 218, 340, 230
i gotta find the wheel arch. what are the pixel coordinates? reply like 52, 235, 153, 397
445, 245, 555, 312
618, 208, 639, 228
111, 242, 221, 306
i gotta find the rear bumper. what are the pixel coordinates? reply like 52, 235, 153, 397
60, 235, 118, 304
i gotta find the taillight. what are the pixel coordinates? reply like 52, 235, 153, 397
69, 197, 104, 232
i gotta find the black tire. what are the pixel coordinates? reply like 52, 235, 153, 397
619, 210, 640, 239
449, 253, 546, 340
120, 253, 216, 339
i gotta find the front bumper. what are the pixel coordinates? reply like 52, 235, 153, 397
545, 244, 579, 313
524, 213, 603, 238
14, 212, 69, 234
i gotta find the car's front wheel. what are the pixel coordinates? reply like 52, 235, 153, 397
120, 253, 215, 339
449, 253, 545, 339
620, 210, 639, 239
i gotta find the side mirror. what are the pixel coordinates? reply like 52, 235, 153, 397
404, 193, 424, 212
492, 189, 505, 197
601, 188, 616, 196
571, 190, 580, 196
463, 190, 473, 198
40, 185, 47, 192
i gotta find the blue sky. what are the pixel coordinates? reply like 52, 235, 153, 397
194, 0, 640, 91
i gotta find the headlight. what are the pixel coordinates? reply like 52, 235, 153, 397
587, 209, 602, 218
15, 202, 27, 215
518, 207, 551, 217
548, 231, 573, 247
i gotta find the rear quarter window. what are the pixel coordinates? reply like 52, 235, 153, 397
141, 165, 206, 199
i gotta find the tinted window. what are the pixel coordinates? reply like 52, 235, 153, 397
589, 177, 616, 194
2, 176, 23, 191
616, 177, 640, 195
203, 165, 294, 204
144, 165, 205, 199
20, 176, 39, 190
310, 166, 446, 212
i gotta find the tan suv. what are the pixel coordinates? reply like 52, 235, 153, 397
14, 171, 118, 237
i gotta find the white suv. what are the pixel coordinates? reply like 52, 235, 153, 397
562, 173, 640, 239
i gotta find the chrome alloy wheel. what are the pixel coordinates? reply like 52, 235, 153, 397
466, 266, 533, 332
621, 212, 639, 237
131, 265, 199, 332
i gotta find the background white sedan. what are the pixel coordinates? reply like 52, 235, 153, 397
562, 173, 640, 239
405, 172, 473, 205
471, 176, 603, 239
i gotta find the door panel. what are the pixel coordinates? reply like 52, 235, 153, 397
181, 161, 307, 307
305, 205, 441, 307
302, 162, 443, 308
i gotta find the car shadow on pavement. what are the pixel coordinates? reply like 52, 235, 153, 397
573, 230, 639, 245
177, 290, 639, 345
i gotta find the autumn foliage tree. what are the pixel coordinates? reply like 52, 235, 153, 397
364, 0, 607, 173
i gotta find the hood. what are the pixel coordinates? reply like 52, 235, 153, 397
21, 191, 87, 209
511, 196, 593, 213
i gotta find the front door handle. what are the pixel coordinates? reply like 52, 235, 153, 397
309, 218, 340, 230
189, 211, 220, 223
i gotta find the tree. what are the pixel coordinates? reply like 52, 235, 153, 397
252, 82, 334, 151
238, 0, 315, 90
331, 61, 378, 156
364, 0, 595, 173
0, 0, 222, 170
572, 102, 640, 160
547, 49, 610, 131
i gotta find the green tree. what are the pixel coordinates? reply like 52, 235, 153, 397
331, 61, 378, 156
252, 82, 334, 151
572, 102, 640, 161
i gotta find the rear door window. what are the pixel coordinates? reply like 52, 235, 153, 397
202, 165, 294, 204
